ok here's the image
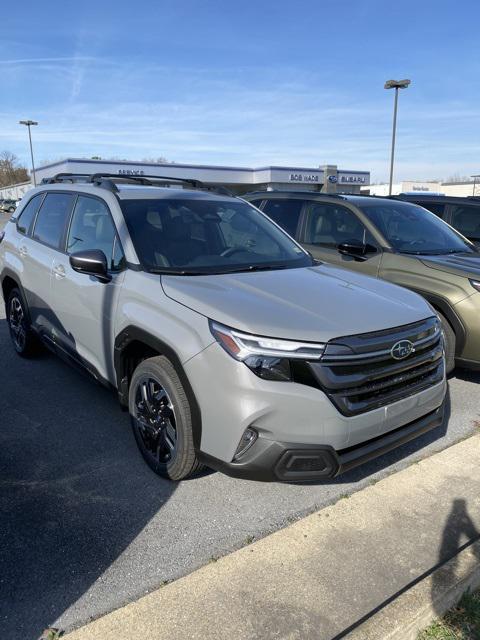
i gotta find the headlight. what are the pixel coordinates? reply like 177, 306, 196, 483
470, 279, 480, 292
209, 321, 325, 382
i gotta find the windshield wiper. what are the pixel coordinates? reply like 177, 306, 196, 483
215, 264, 291, 274
149, 268, 208, 275
400, 249, 465, 256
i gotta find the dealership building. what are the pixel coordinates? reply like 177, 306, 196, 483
0, 158, 370, 200
362, 179, 480, 197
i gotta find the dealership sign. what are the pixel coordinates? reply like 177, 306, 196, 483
289, 173, 320, 183
118, 169, 145, 175
339, 174, 367, 184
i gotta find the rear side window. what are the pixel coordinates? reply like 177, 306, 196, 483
33, 193, 75, 250
304, 203, 374, 247
262, 199, 303, 237
449, 205, 480, 241
16, 194, 43, 235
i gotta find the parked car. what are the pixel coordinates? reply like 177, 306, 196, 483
392, 194, 480, 247
0, 199, 18, 213
243, 191, 480, 373
0, 174, 446, 481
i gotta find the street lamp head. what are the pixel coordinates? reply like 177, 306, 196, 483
384, 79, 411, 90
19, 120, 38, 126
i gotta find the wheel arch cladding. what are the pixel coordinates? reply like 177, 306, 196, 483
1, 271, 30, 321
114, 326, 202, 450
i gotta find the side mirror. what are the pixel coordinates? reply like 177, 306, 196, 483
69, 250, 112, 283
337, 240, 377, 260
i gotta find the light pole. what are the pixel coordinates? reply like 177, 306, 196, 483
19, 120, 38, 186
471, 175, 480, 197
384, 79, 410, 195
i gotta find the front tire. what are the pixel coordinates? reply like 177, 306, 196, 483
436, 310, 456, 374
129, 355, 203, 481
6, 288, 39, 357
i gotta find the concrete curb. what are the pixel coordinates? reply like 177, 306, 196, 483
346, 539, 480, 640
64, 434, 480, 640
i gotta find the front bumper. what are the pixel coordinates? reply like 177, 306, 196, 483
185, 341, 446, 465
198, 402, 445, 482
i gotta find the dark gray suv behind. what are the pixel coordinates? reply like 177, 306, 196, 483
393, 194, 480, 247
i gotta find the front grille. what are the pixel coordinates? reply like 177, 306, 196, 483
309, 316, 444, 416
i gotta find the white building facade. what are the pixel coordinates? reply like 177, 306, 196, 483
363, 180, 480, 197
363, 181, 443, 196
1, 158, 370, 200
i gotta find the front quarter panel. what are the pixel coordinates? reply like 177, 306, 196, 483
379, 253, 473, 305
115, 270, 214, 366
0, 221, 24, 294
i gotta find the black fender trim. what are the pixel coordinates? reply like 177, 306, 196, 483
114, 326, 202, 450
407, 288, 466, 356
0, 268, 31, 322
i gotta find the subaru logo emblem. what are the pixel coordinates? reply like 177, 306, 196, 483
391, 340, 415, 360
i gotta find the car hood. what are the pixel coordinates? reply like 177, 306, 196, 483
162, 264, 432, 342
420, 253, 480, 279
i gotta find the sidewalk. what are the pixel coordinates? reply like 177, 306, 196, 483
65, 433, 480, 640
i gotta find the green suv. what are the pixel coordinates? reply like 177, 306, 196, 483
244, 192, 480, 373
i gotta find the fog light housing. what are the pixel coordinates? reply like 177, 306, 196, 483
234, 428, 258, 460
275, 449, 338, 480
244, 355, 292, 381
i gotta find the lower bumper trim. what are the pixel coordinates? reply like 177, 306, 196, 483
198, 402, 445, 483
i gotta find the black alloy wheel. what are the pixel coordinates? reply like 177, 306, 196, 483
129, 355, 203, 480
134, 377, 177, 464
6, 288, 39, 357
8, 294, 27, 352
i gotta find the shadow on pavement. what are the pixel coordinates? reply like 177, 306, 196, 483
432, 498, 480, 616
0, 319, 177, 640
452, 367, 480, 384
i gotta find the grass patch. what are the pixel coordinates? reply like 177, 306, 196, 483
39, 630, 63, 640
418, 588, 480, 639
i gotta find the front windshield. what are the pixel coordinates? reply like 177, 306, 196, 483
120, 197, 313, 273
359, 201, 476, 255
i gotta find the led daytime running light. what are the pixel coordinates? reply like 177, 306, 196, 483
210, 321, 325, 360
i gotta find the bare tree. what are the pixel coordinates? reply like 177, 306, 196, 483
0, 151, 29, 188
444, 173, 472, 183
140, 156, 171, 164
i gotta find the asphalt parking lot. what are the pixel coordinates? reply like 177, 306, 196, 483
0, 212, 479, 640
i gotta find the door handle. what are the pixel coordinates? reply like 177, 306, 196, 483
53, 264, 66, 279
19, 245, 28, 256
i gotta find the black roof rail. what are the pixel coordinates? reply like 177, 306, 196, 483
88, 173, 206, 192
41, 173, 92, 184
105, 175, 236, 197
41, 172, 205, 191
90, 173, 236, 198
40, 172, 237, 198
242, 189, 348, 199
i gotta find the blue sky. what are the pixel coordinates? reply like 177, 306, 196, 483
1, 0, 479, 181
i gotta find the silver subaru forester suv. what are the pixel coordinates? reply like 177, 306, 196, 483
0, 174, 446, 481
